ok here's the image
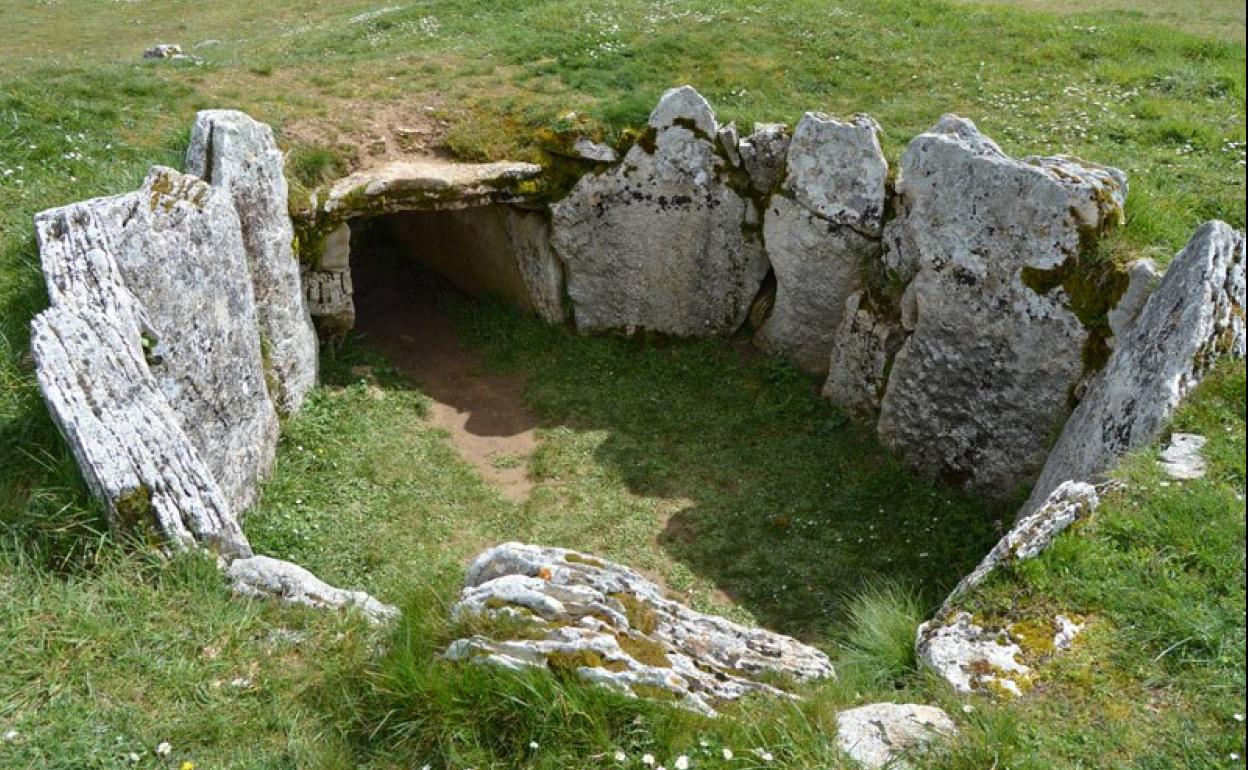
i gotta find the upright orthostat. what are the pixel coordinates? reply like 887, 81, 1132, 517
873, 115, 1128, 498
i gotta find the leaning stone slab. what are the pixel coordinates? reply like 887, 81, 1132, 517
1106, 257, 1163, 346
876, 115, 1128, 497
835, 703, 957, 770
444, 543, 834, 716
822, 291, 905, 416
186, 109, 319, 415
227, 555, 398, 624
1022, 221, 1244, 515
942, 481, 1098, 612
551, 85, 769, 336
755, 114, 886, 374
30, 169, 273, 556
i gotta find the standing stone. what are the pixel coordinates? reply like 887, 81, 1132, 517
551, 86, 769, 336
502, 208, 568, 326
186, 109, 319, 415
822, 291, 905, 416
876, 116, 1127, 497
835, 703, 957, 769
756, 114, 887, 374
1022, 222, 1245, 513
38, 167, 279, 514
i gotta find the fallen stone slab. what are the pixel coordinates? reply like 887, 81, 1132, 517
835, 702, 958, 769
551, 85, 769, 336
444, 543, 834, 715
1158, 433, 1208, 480
227, 555, 398, 624
876, 115, 1129, 498
1022, 221, 1244, 515
186, 109, 319, 415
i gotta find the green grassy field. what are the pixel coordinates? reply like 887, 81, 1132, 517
1, 1, 1244, 768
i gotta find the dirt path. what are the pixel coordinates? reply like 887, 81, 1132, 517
353, 265, 538, 502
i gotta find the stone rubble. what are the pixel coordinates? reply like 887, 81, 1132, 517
1158, 433, 1209, 480
444, 543, 834, 715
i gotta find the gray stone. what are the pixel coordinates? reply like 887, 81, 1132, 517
717, 122, 742, 167
572, 137, 618, 164
227, 555, 397, 624
36, 167, 279, 515
313, 158, 542, 218
303, 265, 355, 335
822, 291, 904, 416
876, 115, 1128, 497
1107, 258, 1163, 345
916, 612, 1029, 697
647, 85, 716, 136
186, 109, 319, 415
783, 113, 887, 233
503, 208, 568, 325
1022, 221, 1244, 514
942, 481, 1098, 611
551, 87, 768, 336
755, 114, 887, 373
738, 122, 789, 194
142, 43, 182, 59
444, 543, 834, 716
1158, 433, 1208, 480
835, 703, 958, 769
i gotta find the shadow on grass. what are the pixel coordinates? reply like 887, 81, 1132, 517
350, 252, 1008, 641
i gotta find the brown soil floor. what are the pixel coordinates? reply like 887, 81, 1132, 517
353, 257, 539, 502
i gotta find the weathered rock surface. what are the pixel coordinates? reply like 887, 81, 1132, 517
917, 612, 1031, 697
942, 481, 1098, 611
227, 555, 397, 624
835, 703, 957, 769
314, 158, 542, 218
738, 123, 790, 194
822, 291, 904, 416
1023, 221, 1244, 514
551, 86, 769, 336
756, 113, 887, 373
1107, 258, 1163, 345
502, 208, 568, 325
444, 543, 834, 715
1158, 433, 1209, 480
186, 109, 318, 414
36, 167, 279, 515
876, 115, 1128, 497
142, 43, 183, 59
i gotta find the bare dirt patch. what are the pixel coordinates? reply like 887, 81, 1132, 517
353, 258, 539, 502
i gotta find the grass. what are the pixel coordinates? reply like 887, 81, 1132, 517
0, 0, 1244, 767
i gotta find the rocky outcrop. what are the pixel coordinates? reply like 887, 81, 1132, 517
227, 555, 398, 624
186, 109, 319, 414
444, 543, 834, 715
875, 115, 1128, 497
755, 114, 886, 374
822, 291, 905, 416
1158, 433, 1208, 480
1022, 221, 1244, 514
551, 86, 769, 336
835, 703, 957, 769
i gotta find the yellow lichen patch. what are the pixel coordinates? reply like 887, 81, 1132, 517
1007, 618, 1059, 658
614, 632, 671, 668
608, 592, 659, 635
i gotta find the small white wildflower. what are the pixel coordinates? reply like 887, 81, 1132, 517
721, 748, 733, 760
613, 750, 628, 762
156, 741, 172, 757
675, 756, 690, 770
2, 730, 19, 742
753, 748, 774, 762
643, 754, 656, 766
127, 753, 141, 764
962, 704, 976, 714
1234, 713, 1245, 722
529, 741, 539, 750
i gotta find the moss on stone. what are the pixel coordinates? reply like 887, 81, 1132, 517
608, 592, 659, 635
614, 632, 671, 668
563, 552, 606, 568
